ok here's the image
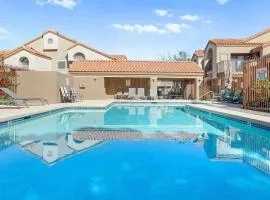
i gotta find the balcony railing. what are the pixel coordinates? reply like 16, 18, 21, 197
217, 60, 244, 74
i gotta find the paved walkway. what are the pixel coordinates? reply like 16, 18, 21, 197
0, 100, 114, 123
189, 103, 270, 128
204, 102, 270, 117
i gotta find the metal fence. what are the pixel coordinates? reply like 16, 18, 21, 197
243, 54, 270, 112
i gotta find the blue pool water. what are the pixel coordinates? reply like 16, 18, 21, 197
0, 104, 269, 200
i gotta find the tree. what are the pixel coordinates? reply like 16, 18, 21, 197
160, 51, 191, 61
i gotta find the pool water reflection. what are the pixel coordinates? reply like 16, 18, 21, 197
0, 104, 269, 200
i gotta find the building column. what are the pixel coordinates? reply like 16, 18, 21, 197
195, 77, 201, 100
150, 77, 158, 97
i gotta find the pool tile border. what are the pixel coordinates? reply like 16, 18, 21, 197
187, 104, 270, 131
0, 101, 270, 132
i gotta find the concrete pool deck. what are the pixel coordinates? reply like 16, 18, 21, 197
0, 100, 270, 128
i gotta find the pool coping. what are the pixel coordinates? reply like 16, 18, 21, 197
0, 100, 270, 129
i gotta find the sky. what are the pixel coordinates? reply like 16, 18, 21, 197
0, 0, 270, 60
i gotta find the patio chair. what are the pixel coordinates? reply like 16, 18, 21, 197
232, 90, 243, 103
137, 88, 146, 99
0, 87, 48, 108
224, 89, 235, 102
213, 90, 226, 101
114, 91, 122, 99
128, 88, 137, 99
122, 91, 129, 99
70, 87, 83, 102
60, 86, 72, 103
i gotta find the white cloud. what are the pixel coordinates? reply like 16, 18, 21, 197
154, 9, 173, 17
217, 0, 229, 5
36, 0, 78, 9
0, 26, 10, 40
112, 24, 168, 34
203, 19, 213, 24
180, 14, 200, 21
112, 23, 191, 34
165, 23, 190, 33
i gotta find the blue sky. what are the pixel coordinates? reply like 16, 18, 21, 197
0, 0, 270, 59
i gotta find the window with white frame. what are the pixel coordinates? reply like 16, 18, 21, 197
73, 52, 86, 61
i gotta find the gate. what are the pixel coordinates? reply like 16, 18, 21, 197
243, 55, 270, 112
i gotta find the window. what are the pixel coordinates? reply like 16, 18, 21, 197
48, 38, 54, 44
19, 57, 29, 68
73, 52, 85, 61
57, 61, 66, 69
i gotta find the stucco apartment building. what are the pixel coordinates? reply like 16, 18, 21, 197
0, 30, 203, 103
192, 28, 270, 94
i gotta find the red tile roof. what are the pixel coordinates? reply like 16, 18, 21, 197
3, 46, 52, 60
0, 50, 11, 57
209, 38, 263, 46
69, 60, 203, 75
110, 55, 128, 61
193, 50, 204, 57
208, 28, 270, 47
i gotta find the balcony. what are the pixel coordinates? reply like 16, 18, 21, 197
217, 60, 244, 74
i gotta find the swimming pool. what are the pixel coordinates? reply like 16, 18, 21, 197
0, 104, 269, 200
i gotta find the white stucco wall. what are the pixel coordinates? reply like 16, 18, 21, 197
4, 50, 52, 71
67, 45, 110, 61
27, 32, 76, 71
43, 32, 59, 50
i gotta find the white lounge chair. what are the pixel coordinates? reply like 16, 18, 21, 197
0, 87, 48, 108
70, 87, 83, 102
128, 88, 137, 99
60, 86, 72, 103
137, 88, 145, 99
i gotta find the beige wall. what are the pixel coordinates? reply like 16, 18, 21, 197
247, 32, 270, 43
216, 46, 255, 62
73, 76, 114, 100
16, 71, 73, 103
263, 46, 270, 55
72, 74, 203, 100
206, 44, 257, 79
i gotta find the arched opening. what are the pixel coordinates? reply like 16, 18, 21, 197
73, 52, 86, 61
206, 48, 213, 72
19, 57, 29, 68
